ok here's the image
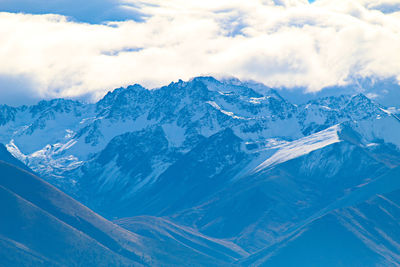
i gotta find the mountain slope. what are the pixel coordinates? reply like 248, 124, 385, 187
0, 147, 247, 266
115, 216, 249, 265
0, 143, 31, 172
165, 125, 400, 252
240, 169, 400, 266
0, 160, 145, 266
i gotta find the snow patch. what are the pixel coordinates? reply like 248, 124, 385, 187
162, 123, 186, 147
253, 125, 341, 173
206, 101, 247, 120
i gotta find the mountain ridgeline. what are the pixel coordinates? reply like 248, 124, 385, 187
2, 76, 400, 266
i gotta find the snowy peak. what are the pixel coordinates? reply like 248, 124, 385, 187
191, 76, 262, 98
297, 93, 389, 136
1, 76, 399, 190
303, 93, 384, 119
96, 84, 151, 119
306, 94, 350, 110
345, 93, 385, 120
95, 76, 295, 123
29, 98, 83, 116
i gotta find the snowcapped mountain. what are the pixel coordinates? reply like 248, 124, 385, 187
2, 76, 303, 189
2, 76, 398, 183
1, 76, 400, 266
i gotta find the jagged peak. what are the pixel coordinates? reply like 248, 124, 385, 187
100, 83, 147, 99
29, 98, 82, 116
95, 76, 287, 113
0, 104, 19, 114
0, 105, 18, 125
266, 88, 286, 101
34, 98, 82, 106
348, 93, 374, 104
345, 93, 383, 112
190, 76, 220, 84
96, 83, 150, 110
219, 78, 289, 100
305, 94, 351, 107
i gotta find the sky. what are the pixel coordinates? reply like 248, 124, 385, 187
0, 0, 400, 105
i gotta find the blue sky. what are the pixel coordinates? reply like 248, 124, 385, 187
0, 0, 147, 23
0, 0, 399, 105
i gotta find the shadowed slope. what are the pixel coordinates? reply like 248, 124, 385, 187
0, 152, 146, 266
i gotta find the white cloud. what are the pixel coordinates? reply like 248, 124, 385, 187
0, 0, 399, 103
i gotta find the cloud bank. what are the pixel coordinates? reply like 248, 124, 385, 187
0, 0, 399, 104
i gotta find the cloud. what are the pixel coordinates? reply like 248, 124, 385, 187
358, 0, 400, 13
0, 0, 399, 104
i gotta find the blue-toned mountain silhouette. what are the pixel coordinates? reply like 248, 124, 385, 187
1, 77, 400, 266
0, 144, 247, 266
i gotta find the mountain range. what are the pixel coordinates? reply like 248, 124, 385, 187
1, 76, 400, 266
